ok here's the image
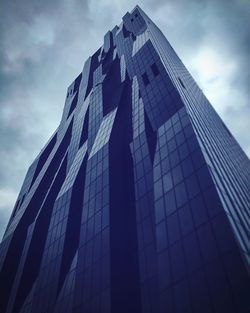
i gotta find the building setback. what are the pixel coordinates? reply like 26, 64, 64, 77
0, 5, 250, 313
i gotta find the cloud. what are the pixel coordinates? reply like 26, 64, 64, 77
0, 0, 249, 238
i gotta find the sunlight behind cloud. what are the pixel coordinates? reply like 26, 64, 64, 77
194, 48, 237, 83
190, 47, 241, 115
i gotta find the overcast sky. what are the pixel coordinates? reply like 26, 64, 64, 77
0, 0, 249, 239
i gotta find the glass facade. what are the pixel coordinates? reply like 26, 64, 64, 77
0, 5, 250, 313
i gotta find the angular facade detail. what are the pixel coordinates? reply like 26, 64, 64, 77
1, 5, 250, 313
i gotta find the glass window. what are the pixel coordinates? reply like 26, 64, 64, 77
142, 72, 150, 86
197, 166, 213, 191
181, 157, 194, 178
179, 142, 189, 161
156, 220, 168, 252
211, 213, 236, 253
167, 212, 181, 245
170, 241, 186, 283
190, 195, 208, 227
154, 179, 163, 200
143, 217, 153, 245
158, 249, 171, 289
175, 182, 188, 208
191, 149, 205, 170
164, 189, 177, 216
197, 222, 219, 263
183, 232, 202, 273
178, 204, 194, 235
169, 150, 180, 168
185, 174, 200, 199
151, 63, 160, 76
174, 280, 192, 313
155, 197, 165, 224
203, 186, 223, 217
172, 165, 183, 185
189, 270, 211, 310
102, 205, 109, 229
163, 172, 173, 193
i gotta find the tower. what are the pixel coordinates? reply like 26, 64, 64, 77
0, 5, 250, 313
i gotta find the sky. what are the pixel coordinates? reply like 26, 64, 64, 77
0, 0, 249, 239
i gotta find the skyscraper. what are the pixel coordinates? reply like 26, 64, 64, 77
0, 4, 249, 313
